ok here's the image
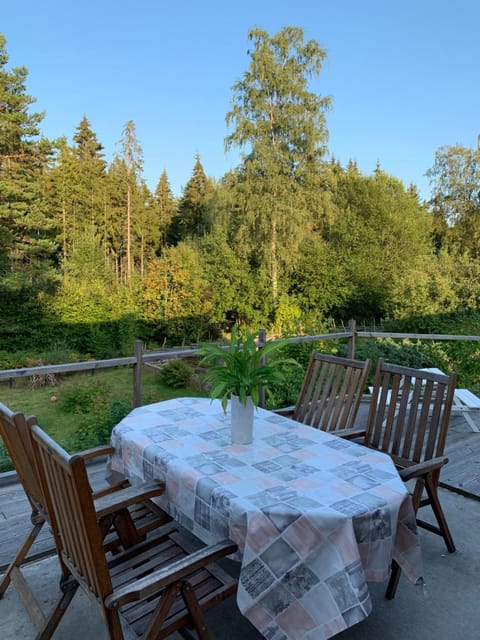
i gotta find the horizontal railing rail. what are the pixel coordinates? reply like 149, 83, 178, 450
0, 356, 137, 382
356, 331, 480, 341
2, 320, 480, 408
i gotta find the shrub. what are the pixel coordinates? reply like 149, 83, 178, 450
159, 359, 193, 388
0, 439, 12, 472
59, 378, 109, 414
65, 399, 131, 452
348, 338, 425, 371
266, 363, 306, 410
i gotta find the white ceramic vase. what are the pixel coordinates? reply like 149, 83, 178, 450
230, 395, 254, 444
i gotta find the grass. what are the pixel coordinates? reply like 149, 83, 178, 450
0, 366, 207, 471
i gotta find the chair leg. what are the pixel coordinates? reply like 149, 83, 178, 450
411, 477, 455, 553
7, 565, 47, 629
384, 481, 420, 600
111, 508, 143, 549
424, 477, 456, 553
35, 574, 79, 640
0, 519, 48, 630
410, 479, 424, 515
0, 519, 44, 598
140, 582, 181, 639
181, 581, 212, 640
385, 560, 402, 600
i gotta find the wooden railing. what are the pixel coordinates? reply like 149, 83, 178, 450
2, 319, 480, 408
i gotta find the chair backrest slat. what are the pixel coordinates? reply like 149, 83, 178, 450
311, 362, 340, 428
365, 361, 457, 470
292, 352, 372, 432
425, 386, 445, 457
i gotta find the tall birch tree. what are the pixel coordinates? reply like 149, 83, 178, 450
427, 143, 480, 258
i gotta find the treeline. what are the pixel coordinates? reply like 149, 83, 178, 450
2, 28, 480, 358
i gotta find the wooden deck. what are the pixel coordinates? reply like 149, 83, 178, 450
0, 464, 110, 571
440, 412, 480, 497
1, 412, 479, 572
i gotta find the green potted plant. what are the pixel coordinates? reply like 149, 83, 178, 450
198, 325, 296, 444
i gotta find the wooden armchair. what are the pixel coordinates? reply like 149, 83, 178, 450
275, 351, 372, 432
0, 402, 171, 630
340, 360, 457, 597
29, 421, 238, 640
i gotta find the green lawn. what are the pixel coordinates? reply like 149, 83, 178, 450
0, 366, 207, 471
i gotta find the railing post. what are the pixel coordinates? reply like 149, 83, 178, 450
258, 328, 267, 409
133, 339, 143, 408
347, 319, 356, 358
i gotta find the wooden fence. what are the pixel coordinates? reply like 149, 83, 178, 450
2, 319, 480, 408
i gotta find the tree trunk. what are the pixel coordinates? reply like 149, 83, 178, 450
62, 202, 67, 260
127, 183, 132, 277
271, 218, 278, 302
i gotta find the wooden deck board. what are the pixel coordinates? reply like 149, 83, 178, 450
440, 414, 480, 496
0, 461, 113, 570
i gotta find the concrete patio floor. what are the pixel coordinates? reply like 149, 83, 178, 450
1, 487, 479, 640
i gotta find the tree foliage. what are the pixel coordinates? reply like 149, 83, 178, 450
168, 154, 213, 244
2, 29, 480, 355
225, 27, 331, 308
140, 242, 213, 342
427, 143, 480, 258
329, 166, 433, 319
0, 34, 57, 322
155, 170, 177, 249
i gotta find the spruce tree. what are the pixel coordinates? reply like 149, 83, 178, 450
154, 170, 177, 250
168, 154, 213, 244
0, 34, 56, 309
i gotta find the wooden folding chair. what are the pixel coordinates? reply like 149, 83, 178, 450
0, 402, 171, 630
341, 360, 457, 597
29, 421, 238, 640
275, 351, 372, 432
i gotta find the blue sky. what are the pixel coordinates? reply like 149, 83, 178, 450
3, 1, 480, 200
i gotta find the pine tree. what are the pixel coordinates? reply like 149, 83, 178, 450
154, 170, 177, 250
72, 116, 107, 227
106, 156, 129, 282
0, 33, 56, 305
167, 154, 213, 244
47, 118, 107, 261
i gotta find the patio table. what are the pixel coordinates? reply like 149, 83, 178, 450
108, 396, 422, 640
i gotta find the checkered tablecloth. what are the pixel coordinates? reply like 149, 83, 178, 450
109, 397, 422, 640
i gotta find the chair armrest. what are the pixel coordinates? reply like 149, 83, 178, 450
398, 456, 448, 482
78, 444, 115, 460
94, 481, 165, 518
272, 406, 295, 417
80, 444, 126, 498
92, 479, 130, 499
336, 428, 366, 440
105, 539, 238, 608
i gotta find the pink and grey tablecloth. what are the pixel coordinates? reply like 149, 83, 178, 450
109, 397, 422, 640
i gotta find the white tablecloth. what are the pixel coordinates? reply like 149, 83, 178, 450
109, 397, 422, 640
